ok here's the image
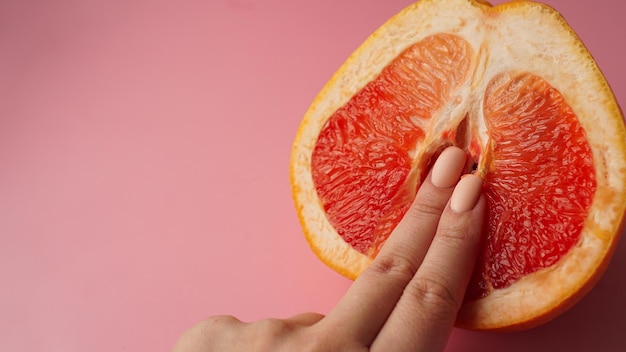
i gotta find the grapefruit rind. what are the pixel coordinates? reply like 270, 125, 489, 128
290, 0, 626, 331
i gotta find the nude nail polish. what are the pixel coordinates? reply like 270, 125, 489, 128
450, 174, 483, 213
431, 147, 467, 188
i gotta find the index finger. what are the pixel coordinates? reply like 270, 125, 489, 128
318, 146, 468, 344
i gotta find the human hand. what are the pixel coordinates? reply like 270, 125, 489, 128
173, 146, 485, 352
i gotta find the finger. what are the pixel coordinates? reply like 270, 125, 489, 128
284, 312, 325, 326
320, 146, 467, 344
372, 174, 485, 352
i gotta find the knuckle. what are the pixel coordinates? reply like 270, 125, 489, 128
195, 315, 242, 334
368, 254, 419, 283
436, 226, 470, 247
174, 315, 243, 350
257, 318, 290, 332
400, 198, 447, 228
437, 215, 471, 238
206, 314, 241, 325
244, 319, 295, 352
408, 193, 447, 218
405, 276, 459, 315
288, 312, 325, 327
433, 218, 478, 251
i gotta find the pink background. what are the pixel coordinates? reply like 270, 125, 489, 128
1, 0, 625, 351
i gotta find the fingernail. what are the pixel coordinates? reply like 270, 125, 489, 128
431, 147, 467, 188
450, 174, 483, 213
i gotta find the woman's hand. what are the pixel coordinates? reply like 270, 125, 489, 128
173, 146, 485, 352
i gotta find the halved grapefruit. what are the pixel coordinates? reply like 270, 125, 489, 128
290, 0, 626, 331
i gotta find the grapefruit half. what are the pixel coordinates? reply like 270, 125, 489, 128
290, 0, 626, 331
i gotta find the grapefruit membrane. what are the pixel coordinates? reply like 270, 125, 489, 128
290, 0, 626, 331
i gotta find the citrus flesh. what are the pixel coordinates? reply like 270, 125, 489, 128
291, 0, 626, 331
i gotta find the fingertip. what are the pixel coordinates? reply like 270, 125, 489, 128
450, 174, 483, 213
431, 147, 467, 188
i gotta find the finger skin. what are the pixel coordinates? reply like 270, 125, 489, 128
372, 187, 485, 352
285, 312, 325, 326
319, 147, 467, 345
173, 316, 313, 352
172, 315, 244, 352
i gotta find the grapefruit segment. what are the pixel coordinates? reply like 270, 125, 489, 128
311, 34, 473, 256
473, 71, 598, 298
291, 0, 626, 331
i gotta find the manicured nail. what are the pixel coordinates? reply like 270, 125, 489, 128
450, 174, 483, 213
431, 147, 467, 188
